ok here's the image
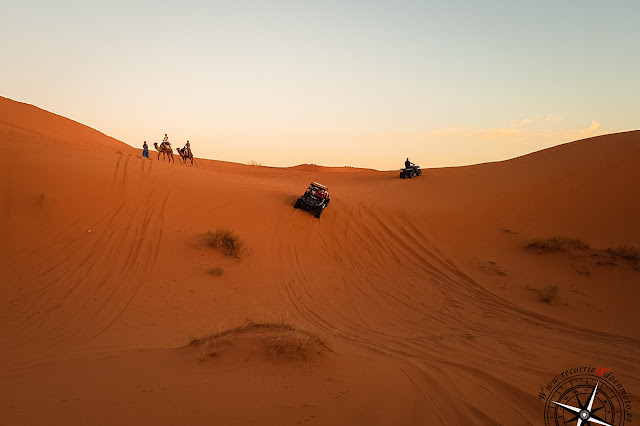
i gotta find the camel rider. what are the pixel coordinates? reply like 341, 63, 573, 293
161, 134, 171, 149
405, 158, 412, 169
184, 140, 191, 157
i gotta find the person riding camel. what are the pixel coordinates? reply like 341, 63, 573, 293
161, 134, 171, 149
184, 140, 191, 157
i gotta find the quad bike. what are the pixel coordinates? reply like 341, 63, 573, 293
294, 182, 330, 218
400, 164, 422, 179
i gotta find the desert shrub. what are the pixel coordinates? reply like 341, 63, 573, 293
607, 245, 640, 262
263, 330, 324, 360
527, 236, 590, 252
538, 284, 559, 303
247, 160, 262, 166
189, 321, 329, 361
207, 227, 244, 257
208, 266, 223, 276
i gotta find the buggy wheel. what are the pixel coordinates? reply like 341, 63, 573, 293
294, 199, 302, 209
399, 172, 405, 179
314, 209, 322, 218
407, 172, 414, 179
416, 169, 422, 176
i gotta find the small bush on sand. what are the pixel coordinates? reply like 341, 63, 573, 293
527, 236, 590, 253
538, 284, 559, 303
207, 227, 244, 257
189, 321, 329, 362
247, 160, 262, 166
208, 266, 223, 276
607, 245, 640, 263
264, 330, 322, 361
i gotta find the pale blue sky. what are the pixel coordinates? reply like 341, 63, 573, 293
1, 0, 638, 168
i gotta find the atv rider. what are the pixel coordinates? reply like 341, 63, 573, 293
405, 158, 413, 169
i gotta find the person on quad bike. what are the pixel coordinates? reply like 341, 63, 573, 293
405, 158, 412, 169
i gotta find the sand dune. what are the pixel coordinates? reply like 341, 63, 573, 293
1, 96, 638, 424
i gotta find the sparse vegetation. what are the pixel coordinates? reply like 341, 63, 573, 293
538, 284, 559, 303
526, 235, 640, 272
208, 266, 223, 276
479, 260, 507, 276
527, 236, 590, 253
526, 283, 560, 303
263, 330, 320, 360
207, 227, 244, 258
607, 245, 640, 263
539, 284, 559, 303
189, 320, 329, 362
247, 160, 262, 166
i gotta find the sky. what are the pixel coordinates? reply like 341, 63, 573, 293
1, 0, 638, 169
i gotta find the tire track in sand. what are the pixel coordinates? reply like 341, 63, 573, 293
2, 158, 170, 363
270, 200, 640, 423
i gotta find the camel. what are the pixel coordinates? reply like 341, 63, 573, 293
153, 142, 174, 163
176, 147, 194, 166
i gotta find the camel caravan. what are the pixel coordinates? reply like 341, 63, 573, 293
143, 134, 194, 166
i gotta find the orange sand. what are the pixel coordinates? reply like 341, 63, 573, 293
1, 96, 639, 424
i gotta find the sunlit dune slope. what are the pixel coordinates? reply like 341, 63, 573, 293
415, 131, 640, 247
1, 98, 638, 425
0, 96, 130, 151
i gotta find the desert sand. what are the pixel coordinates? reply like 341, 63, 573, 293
1, 96, 639, 424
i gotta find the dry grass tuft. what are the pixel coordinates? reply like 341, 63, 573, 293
527, 236, 590, 253
538, 284, 559, 303
189, 321, 329, 362
607, 245, 640, 264
526, 283, 560, 303
247, 160, 262, 166
479, 260, 507, 276
207, 227, 244, 258
263, 330, 325, 360
208, 266, 223, 276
